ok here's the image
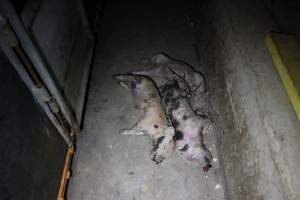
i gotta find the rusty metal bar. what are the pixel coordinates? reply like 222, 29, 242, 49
57, 146, 74, 200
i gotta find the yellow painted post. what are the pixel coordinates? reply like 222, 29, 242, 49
265, 33, 300, 121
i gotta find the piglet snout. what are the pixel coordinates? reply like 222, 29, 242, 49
202, 164, 212, 172
203, 156, 212, 172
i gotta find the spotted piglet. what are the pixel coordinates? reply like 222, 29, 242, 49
160, 80, 212, 171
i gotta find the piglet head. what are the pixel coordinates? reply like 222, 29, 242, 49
151, 128, 175, 164
178, 143, 212, 171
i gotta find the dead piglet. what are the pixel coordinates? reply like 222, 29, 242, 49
113, 74, 175, 164
160, 80, 212, 171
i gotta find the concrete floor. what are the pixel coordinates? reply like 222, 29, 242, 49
67, 1, 225, 200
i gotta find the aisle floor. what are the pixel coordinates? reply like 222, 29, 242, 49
67, 1, 225, 199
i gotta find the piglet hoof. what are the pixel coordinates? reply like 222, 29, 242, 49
119, 129, 132, 135
119, 129, 145, 136
151, 152, 164, 164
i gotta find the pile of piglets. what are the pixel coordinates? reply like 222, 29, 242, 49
115, 53, 214, 171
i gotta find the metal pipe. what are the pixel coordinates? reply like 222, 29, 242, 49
0, 14, 73, 146
0, 0, 80, 133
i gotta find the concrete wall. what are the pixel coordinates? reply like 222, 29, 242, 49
0, 51, 66, 200
193, 0, 300, 199
263, 0, 300, 39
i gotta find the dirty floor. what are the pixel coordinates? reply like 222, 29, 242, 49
67, 0, 225, 199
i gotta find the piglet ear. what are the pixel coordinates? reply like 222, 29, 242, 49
192, 71, 206, 92
113, 74, 142, 89
112, 74, 127, 83
112, 74, 131, 88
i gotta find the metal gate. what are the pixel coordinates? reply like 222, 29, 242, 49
0, 0, 97, 146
